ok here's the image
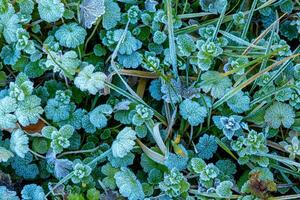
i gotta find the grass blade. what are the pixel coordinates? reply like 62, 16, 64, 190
219, 30, 265, 50
136, 139, 165, 164
241, 0, 258, 39
212, 4, 227, 41
213, 54, 299, 109
177, 12, 213, 19
165, 0, 178, 77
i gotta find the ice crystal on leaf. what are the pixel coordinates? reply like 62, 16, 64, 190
195, 40, 223, 71
0, 45, 20, 65
10, 129, 29, 158
42, 125, 74, 154
45, 50, 81, 78
15, 28, 35, 54
114, 167, 145, 200
179, 99, 207, 126
55, 23, 87, 48
37, 0, 64, 23
153, 31, 167, 45
0, 96, 17, 130
102, 0, 121, 30
131, 104, 154, 126
15, 95, 43, 127
176, 34, 196, 57
112, 127, 136, 158
227, 91, 250, 113
231, 130, 269, 167
72, 161, 92, 184
200, 163, 219, 181
0, 6, 20, 44
74, 64, 107, 95
0, 147, 14, 162
196, 134, 218, 159
264, 102, 295, 129
199, 0, 228, 13
46, 150, 73, 179
9, 73, 33, 101
216, 181, 233, 198
0, 186, 19, 200
159, 168, 190, 198
279, 133, 300, 160
127, 5, 141, 24
200, 71, 232, 99
89, 104, 112, 129
213, 115, 243, 139
21, 184, 45, 200
80, 0, 105, 29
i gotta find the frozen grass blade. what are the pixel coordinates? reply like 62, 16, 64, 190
165, 0, 178, 78
241, 0, 258, 39
213, 54, 299, 109
136, 139, 165, 164
259, 153, 300, 168
219, 30, 265, 50
259, 45, 300, 90
242, 14, 286, 55
212, 4, 227, 41
215, 138, 238, 160
177, 12, 213, 19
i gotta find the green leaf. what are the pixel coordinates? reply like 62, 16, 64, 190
0, 71, 7, 87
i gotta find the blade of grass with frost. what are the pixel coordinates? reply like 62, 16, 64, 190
165, 106, 177, 141
146, 121, 168, 155
84, 19, 101, 52
225, 0, 244, 32
259, 153, 300, 168
280, 171, 300, 193
214, 54, 299, 109
250, 24, 276, 93
108, 21, 167, 125
222, 50, 278, 76
212, 4, 227, 41
165, 0, 178, 78
271, 163, 300, 177
136, 139, 165, 164
109, 69, 159, 79
272, 195, 300, 200
175, 0, 276, 35
250, 86, 288, 106
219, 30, 265, 50
250, 84, 300, 106
243, 14, 286, 55
110, 21, 142, 101
241, 0, 258, 39
189, 190, 241, 199
152, 123, 168, 155
259, 45, 300, 90
231, 46, 288, 87
215, 138, 237, 160
105, 81, 167, 126
177, 12, 214, 19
